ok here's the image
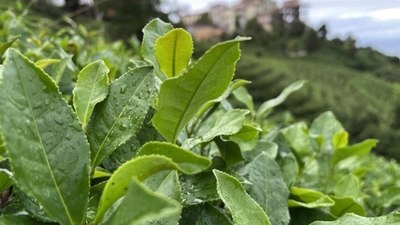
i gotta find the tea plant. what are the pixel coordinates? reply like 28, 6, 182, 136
0, 14, 400, 225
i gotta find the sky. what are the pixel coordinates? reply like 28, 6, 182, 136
171, 0, 400, 57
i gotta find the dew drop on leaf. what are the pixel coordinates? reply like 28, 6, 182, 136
120, 85, 127, 94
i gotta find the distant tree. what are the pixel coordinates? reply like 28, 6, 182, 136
197, 13, 212, 25
303, 28, 319, 52
287, 19, 305, 37
243, 18, 269, 45
317, 24, 327, 39
64, 0, 80, 12
344, 36, 357, 57
271, 9, 284, 37
95, 0, 169, 40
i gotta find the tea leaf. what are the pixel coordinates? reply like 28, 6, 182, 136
103, 178, 181, 225
0, 49, 90, 225
155, 28, 193, 77
309, 212, 400, 225
153, 38, 249, 143
256, 80, 306, 120
73, 60, 110, 127
213, 169, 271, 225
94, 145, 210, 224
288, 187, 335, 208
245, 153, 290, 225
142, 18, 173, 68
87, 66, 155, 168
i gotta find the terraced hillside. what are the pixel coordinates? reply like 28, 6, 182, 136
237, 47, 400, 158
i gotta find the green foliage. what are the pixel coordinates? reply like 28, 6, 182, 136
73, 60, 109, 128
155, 28, 193, 77
214, 170, 271, 225
152, 37, 248, 143
0, 11, 399, 225
0, 49, 90, 225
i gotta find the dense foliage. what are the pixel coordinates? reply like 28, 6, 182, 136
0, 6, 400, 225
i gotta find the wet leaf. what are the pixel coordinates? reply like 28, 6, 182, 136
103, 178, 181, 225
153, 38, 249, 143
245, 153, 290, 225
87, 66, 155, 168
213, 169, 271, 225
0, 49, 90, 225
309, 212, 400, 225
94, 144, 210, 224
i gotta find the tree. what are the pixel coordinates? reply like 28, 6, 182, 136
317, 24, 327, 39
95, 0, 169, 40
303, 28, 319, 52
271, 9, 284, 37
344, 36, 357, 57
243, 18, 270, 45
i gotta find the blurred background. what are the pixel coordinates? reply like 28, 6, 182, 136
1, 0, 400, 160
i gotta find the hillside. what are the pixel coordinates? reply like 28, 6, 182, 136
236, 43, 400, 159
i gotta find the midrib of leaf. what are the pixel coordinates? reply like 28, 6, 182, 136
84, 63, 104, 125
91, 74, 150, 168
172, 44, 236, 142
337, 202, 357, 216
172, 32, 178, 77
11, 55, 75, 225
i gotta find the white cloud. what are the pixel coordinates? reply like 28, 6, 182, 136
369, 7, 400, 21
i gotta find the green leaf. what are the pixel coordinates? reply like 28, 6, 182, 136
245, 153, 290, 225
244, 141, 278, 161
103, 178, 181, 225
51, 56, 73, 84
87, 66, 155, 168
309, 212, 400, 225
214, 138, 244, 166
197, 204, 233, 225
256, 80, 306, 120
142, 18, 173, 68
183, 109, 248, 149
310, 112, 344, 150
0, 37, 18, 63
73, 60, 110, 128
329, 196, 365, 217
35, 59, 60, 69
153, 38, 248, 143
155, 170, 182, 202
0, 169, 12, 192
332, 139, 378, 165
332, 131, 349, 149
197, 79, 250, 117
180, 203, 233, 225
288, 187, 335, 208
233, 86, 255, 117
94, 151, 209, 224
136, 141, 211, 173
155, 28, 193, 77
333, 174, 360, 199
180, 172, 219, 206
213, 169, 271, 225
229, 124, 260, 151
0, 49, 90, 225
0, 215, 43, 225
281, 122, 314, 156
203, 109, 248, 140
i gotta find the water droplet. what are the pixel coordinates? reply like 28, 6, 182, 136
120, 85, 127, 94
55, 117, 64, 125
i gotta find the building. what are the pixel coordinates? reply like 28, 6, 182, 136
181, 0, 280, 41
